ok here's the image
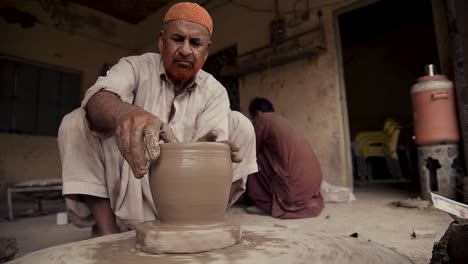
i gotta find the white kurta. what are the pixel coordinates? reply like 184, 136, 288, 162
58, 53, 257, 229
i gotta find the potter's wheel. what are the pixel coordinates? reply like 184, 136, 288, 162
10, 225, 414, 264
134, 220, 241, 254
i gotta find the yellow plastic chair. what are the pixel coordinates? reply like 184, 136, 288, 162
356, 119, 400, 159
354, 119, 402, 181
355, 119, 398, 146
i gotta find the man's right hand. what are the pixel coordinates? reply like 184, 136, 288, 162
115, 108, 178, 178
86, 91, 179, 178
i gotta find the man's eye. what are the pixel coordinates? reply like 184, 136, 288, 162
191, 41, 202, 47
172, 37, 183, 43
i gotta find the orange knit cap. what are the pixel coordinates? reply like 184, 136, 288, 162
164, 2, 213, 35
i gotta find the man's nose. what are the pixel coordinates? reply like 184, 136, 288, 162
179, 40, 192, 57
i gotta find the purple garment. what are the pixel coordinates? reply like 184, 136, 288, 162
247, 112, 324, 219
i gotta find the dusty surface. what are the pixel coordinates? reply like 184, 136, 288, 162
0, 185, 453, 263
227, 186, 452, 264
135, 220, 241, 254
8, 225, 413, 264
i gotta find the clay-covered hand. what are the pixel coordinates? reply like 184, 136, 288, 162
115, 108, 179, 178
197, 129, 242, 163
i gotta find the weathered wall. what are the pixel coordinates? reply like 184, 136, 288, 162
0, 133, 61, 201
240, 56, 348, 186
0, 0, 136, 93
0, 0, 134, 199
213, 0, 354, 186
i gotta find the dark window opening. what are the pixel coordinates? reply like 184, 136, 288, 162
0, 58, 81, 136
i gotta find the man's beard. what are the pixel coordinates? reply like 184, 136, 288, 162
162, 54, 203, 81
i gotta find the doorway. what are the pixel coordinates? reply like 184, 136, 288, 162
203, 45, 240, 111
337, 0, 438, 184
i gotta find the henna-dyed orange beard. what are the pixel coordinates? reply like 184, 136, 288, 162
162, 54, 203, 81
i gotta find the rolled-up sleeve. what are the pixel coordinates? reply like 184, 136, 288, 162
82, 58, 137, 107
80, 58, 138, 138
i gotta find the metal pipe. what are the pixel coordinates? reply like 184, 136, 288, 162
425, 64, 436, 76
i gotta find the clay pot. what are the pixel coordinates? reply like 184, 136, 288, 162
137, 142, 240, 254
149, 142, 233, 225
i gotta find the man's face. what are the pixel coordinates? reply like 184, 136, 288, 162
159, 20, 211, 81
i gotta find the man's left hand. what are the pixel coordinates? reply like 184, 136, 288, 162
197, 129, 242, 163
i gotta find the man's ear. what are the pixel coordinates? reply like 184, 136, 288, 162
204, 41, 211, 61
158, 30, 164, 52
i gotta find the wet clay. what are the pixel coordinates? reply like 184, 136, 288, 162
136, 142, 241, 254
135, 221, 241, 254
10, 225, 414, 264
150, 142, 233, 224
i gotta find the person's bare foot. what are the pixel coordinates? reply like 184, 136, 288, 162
245, 206, 267, 215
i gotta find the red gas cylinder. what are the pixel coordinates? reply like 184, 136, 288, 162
411, 65, 460, 145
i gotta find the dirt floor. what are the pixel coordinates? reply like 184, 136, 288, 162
0, 184, 453, 264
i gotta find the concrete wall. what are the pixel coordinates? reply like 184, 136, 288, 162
0, 0, 135, 92
0, 134, 61, 197
212, 0, 354, 186
0, 0, 134, 199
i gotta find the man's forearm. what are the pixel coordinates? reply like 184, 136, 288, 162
86, 91, 140, 134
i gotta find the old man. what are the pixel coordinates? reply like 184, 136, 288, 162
58, 2, 257, 236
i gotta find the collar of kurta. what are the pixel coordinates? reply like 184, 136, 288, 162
159, 60, 198, 92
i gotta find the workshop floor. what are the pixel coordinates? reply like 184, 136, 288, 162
0, 184, 452, 264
